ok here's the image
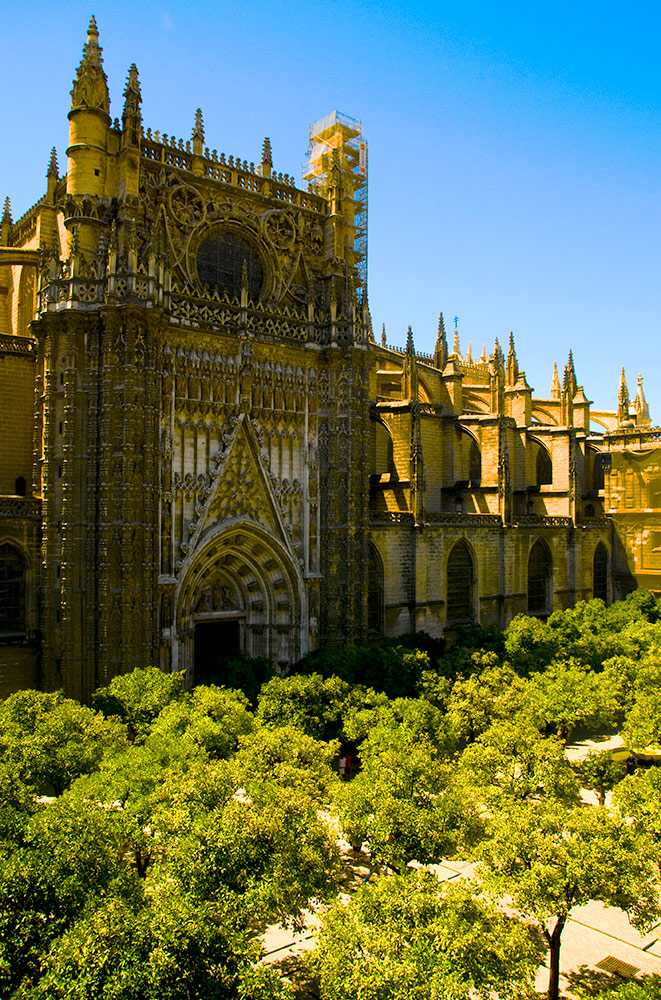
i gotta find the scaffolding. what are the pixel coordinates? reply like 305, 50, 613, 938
304, 111, 368, 302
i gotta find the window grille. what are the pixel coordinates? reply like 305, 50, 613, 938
197, 230, 263, 300
0, 544, 26, 633
527, 539, 552, 614
446, 541, 474, 625
593, 542, 608, 602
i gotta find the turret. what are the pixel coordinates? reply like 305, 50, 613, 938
67, 17, 111, 251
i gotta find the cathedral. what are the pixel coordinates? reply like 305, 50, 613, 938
0, 18, 659, 700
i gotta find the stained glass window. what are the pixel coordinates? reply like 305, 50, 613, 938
197, 230, 263, 300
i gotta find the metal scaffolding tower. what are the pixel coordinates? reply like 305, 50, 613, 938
304, 111, 368, 302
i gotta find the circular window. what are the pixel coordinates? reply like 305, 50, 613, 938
196, 230, 264, 300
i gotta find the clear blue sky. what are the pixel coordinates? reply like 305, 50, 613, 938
2, 1, 660, 414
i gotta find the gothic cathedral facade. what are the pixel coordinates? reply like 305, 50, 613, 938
0, 19, 659, 699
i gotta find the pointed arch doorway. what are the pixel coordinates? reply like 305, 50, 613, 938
174, 521, 305, 684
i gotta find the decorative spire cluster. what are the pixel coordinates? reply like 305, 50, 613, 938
550, 362, 561, 399
262, 136, 273, 167
70, 15, 110, 115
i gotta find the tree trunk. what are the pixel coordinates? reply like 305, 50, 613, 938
547, 917, 566, 1000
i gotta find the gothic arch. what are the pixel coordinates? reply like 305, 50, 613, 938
593, 542, 609, 603
530, 439, 553, 487
174, 520, 305, 681
370, 417, 395, 478
17, 266, 36, 338
527, 538, 553, 615
446, 538, 476, 626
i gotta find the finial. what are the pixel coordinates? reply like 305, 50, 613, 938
453, 329, 460, 357
492, 336, 504, 370
435, 312, 448, 368
563, 350, 577, 393
123, 64, 142, 113
262, 136, 273, 167
1, 196, 11, 244
506, 331, 518, 385
479, 344, 488, 364
192, 108, 205, 154
47, 147, 59, 179
71, 14, 109, 114
406, 325, 415, 355
634, 374, 651, 426
466, 343, 473, 364
550, 361, 561, 399
380, 322, 387, 347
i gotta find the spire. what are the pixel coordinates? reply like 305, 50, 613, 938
479, 344, 488, 364
262, 136, 273, 167
506, 331, 518, 385
466, 343, 473, 364
122, 64, 142, 139
634, 374, 651, 427
192, 108, 205, 155
564, 349, 577, 395
492, 336, 504, 371
434, 312, 448, 368
550, 361, 561, 399
70, 15, 109, 115
47, 147, 59, 179
380, 322, 387, 347
406, 325, 415, 356
1, 197, 11, 244
617, 367, 630, 425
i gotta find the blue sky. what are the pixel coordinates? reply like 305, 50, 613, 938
2, 1, 660, 413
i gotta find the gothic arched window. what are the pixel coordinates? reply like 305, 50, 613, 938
446, 540, 475, 625
527, 539, 552, 615
371, 420, 395, 478
535, 444, 553, 487
593, 453, 610, 492
593, 542, 609, 602
0, 544, 26, 634
367, 543, 385, 634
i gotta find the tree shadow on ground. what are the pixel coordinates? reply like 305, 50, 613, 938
272, 954, 319, 999
564, 964, 641, 995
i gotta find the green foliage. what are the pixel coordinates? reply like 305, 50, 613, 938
256, 673, 358, 741
309, 872, 542, 1000
0, 690, 128, 795
458, 719, 579, 806
614, 768, 661, 845
574, 977, 661, 999
622, 659, 661, 749
92, 666, 186, 740
231, 725, 339, 803
522, 658, 621, 740
336, 724, 479, 869
445, 663, 527, 746
297, 643, 428, 697
148, 685, 254, 759
576, 750, 627, 806
504, 614, 560, 675
479, 799, 661, 1000
342, 694, 455, 753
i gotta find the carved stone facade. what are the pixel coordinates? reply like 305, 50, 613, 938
0, 19, 658, 697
